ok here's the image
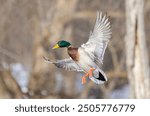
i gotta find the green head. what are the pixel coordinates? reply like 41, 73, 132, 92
52, 40, 71, 49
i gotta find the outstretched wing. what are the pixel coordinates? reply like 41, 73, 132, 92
43, 56, 83, 72
81, 12, 111, 63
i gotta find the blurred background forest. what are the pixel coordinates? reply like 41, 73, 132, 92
0, 0, 150, 99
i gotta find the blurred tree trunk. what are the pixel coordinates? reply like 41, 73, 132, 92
0, 69, 23, 98
28, 0, 56, 98
28, 0, 78, 98
125, 0, 150, 98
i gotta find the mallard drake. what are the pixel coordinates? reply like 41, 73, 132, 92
44, 12, 111, 84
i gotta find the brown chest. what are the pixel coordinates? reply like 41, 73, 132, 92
67, 47, 79, 61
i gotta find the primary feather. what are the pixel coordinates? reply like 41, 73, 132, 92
81, 12, 111, 64
43, 56, 83, 72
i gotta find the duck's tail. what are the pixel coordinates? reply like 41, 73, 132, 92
89, 68, 107, 84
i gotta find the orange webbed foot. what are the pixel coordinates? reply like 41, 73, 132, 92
89, 68, 95, 77
81, 68, 95, 84
81, 73, 89, 84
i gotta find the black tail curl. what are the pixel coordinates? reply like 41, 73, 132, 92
97, 72, 106, 81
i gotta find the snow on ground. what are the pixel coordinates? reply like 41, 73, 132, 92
10, 63, 29, 93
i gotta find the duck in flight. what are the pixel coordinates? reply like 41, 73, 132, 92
44, 12, 111, 84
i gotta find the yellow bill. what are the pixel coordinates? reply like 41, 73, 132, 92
52, 44, 60, 49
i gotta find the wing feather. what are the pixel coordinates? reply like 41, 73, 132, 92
43, 56, 83, 72
81, 12, 111, 63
